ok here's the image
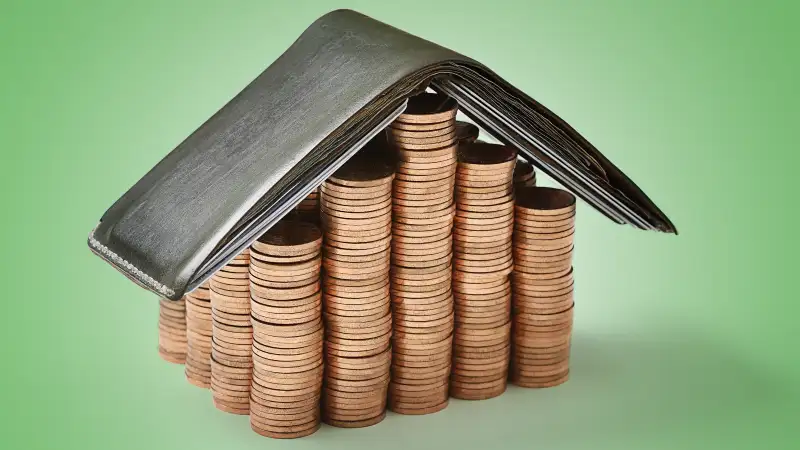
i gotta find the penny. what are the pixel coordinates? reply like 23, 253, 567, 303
321, 204, 392, 221
396, 92, 458, 123
252, 220, 322, 256
249, 421, 321, 439
321, 179, 393, 196
515, 221, 575, 235
513, 235, 575, 252
516, 186, 576, 216
392, 129, 457, 146
391, 123, 455, 139
515, 210, 575, 223
328, 155, 394, 188
322, 192, 392, 207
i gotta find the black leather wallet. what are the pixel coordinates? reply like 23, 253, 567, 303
88, 9, 675, 300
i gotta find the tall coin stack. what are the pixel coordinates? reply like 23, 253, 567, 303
209, 250, 253, 414
185, 282, 212, 388
387, 92, 458, 415
451, 142, 516, 400
510, 187, 575, 388
248, 221, 324, 439
513, 160, 536, 188
319, 155, 394, 428
158, 296, 187, 364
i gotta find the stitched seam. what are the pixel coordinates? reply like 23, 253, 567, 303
88, 229, 176, 297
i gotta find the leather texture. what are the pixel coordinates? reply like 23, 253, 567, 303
88, 9, 675, 300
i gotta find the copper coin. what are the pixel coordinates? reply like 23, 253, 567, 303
392, 232, 452, 247
393, 176, 455, 191
391, 262, 451, 279
392, 130, 456, 146
388, 399, 449, 415
393, 186, 453, 202
252, 221, 322, 256
321, 179, 393, 196
515, 221, 575, 235
515, 210, 575, 223
328, 157, 394, 188
324, 282, 389, 299
321, 205, 392, 221
320, 193, 392, 212
391, 123, 455, 138
390, 118, 452, 131
396, 92, 457, 123
392, 225, 452, 239
394, 167, 457, 183
513, 235, 575, 252
515, 186, 576, 216
249, 421, 321, 439
322, 192, 392, 207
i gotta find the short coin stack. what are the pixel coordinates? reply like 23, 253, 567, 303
319, 155, 394, 428
185, 282, 213, 388
455, 120, 480, 146
387, 92, 458, 415
209, 250, 253, 414
510, 186, 576, 388
158, 296, 187, 364
513, 160, 536, 188
296, 188, 320, 224
248, 221, 324, 438
451, 142, 517, 400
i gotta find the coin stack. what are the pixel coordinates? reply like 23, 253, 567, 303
296, 188, 320, 224
514, 160, 536, 188
158, 297, 187, 364
185, 282, 213, 388
209, 250, 253, 414
248, 220, 324, 439
387, 92, 458, 415
450, 142, 516, 400
455, 120, 480, 146
510, 186, 575, 388
319, 155, 394, 428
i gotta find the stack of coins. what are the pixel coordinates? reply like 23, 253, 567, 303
296, 188, 320, 224
209, 250, 253, 415
455, 121, 480, 146
185, 282, 213, 388
158, 296, 187, 364
513, 160, 536, 188
510, 186, 575, 388
450, 142, 517, 400
248, 220, 324, 439
387, 92, 458, 415
319, 155, 394, 428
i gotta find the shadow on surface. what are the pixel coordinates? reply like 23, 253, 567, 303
300, 332, 797, 450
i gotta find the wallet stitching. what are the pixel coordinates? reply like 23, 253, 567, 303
88, 230, 176, 297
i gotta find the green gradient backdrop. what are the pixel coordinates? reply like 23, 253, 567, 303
1, 1, 797, 449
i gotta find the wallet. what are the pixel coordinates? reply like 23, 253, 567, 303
88, 9, 675, 300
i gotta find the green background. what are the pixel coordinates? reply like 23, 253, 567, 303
1, 1, 797, 449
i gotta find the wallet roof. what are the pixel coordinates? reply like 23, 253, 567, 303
88, 9, 674, 300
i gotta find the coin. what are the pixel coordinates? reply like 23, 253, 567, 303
514, 159, 536, 188
394, 92, 458, 124
252, 220, 323, 257
455, 121, 480, 145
